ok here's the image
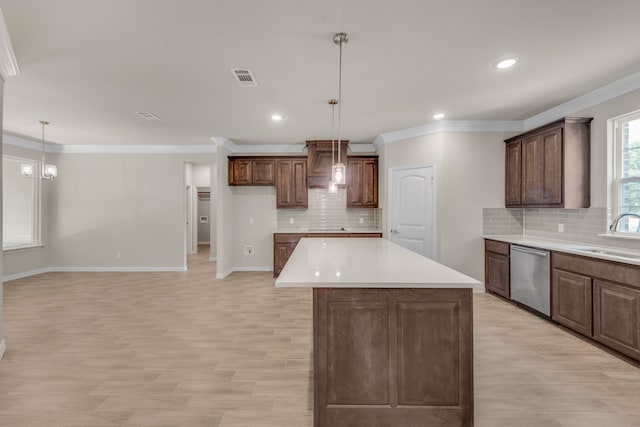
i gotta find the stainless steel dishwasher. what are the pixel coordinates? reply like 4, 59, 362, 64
510, 245, 550, 316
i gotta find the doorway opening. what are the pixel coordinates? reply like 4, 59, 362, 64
184, 162, 215, 268
388, 164, 437, 260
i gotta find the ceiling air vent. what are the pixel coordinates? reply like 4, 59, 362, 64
231, 68, 258, 87
135, 111, 160, 121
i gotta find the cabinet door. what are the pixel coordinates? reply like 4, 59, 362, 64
485, 251, 509, 298
228, 158, 252, 185
521, 126, 563, 206
539, 126, 563, 205
252, 159, 275, 185
347, 157, 378, 208
276, 159, 308, 208
593, 280, 640, 361
505, 140, 522, 207
521, 135, 542, 205
346, 158, 364, 206
552, 269, 592, 336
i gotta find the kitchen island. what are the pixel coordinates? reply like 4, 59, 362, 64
276, 238, 482, 427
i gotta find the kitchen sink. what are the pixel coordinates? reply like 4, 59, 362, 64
572, 247, 640, 260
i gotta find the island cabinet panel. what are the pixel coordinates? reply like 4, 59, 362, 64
552, 269, 593, 336
275, 158, 308, 208
484, 239, 510, 298
593, 279, 640, 360
314, 288, 473, 427
327, 302, 389, 405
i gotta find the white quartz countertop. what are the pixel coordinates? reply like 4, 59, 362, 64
274, 229, 381, 234
484, 235, 640, 266
275, 237, 482, 291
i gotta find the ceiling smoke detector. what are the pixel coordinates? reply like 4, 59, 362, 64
135, 111, 160, 121
231, 68, 258, 87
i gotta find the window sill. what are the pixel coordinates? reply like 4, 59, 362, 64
597, 233, 640, 241
3, 244, 45, 253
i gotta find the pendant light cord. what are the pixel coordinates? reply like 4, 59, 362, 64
337, 37, 343, 164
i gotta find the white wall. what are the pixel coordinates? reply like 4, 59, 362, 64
216, 146, 234, 277
379, 132, 510, 281
47, 152, 214, 270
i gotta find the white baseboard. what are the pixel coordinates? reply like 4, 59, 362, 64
216, 266, 273, 279
48, 266, 188, 272
0, 339, 6, 360
232, 266, 274, 272
3, 267, 50, 282
209, 256, 217, 261
197, 241, 210, 245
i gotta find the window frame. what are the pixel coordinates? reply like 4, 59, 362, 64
610, 110, 640, 234
2, 154, 42, 251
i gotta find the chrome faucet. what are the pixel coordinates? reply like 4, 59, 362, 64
609, 213, 640, 232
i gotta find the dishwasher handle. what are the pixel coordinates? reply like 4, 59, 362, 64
511, 245, 549, 257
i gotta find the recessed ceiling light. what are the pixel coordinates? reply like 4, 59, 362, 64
433, 113, 445, 120
495, 57, 519, 69
271, 114, 283, 122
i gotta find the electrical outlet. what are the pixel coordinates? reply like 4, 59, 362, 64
289, 218, 294, 224
558, 223, 564, 233
244, 245, 255, 256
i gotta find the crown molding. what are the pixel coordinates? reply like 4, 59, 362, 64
3, 133, 217, 154
0, 9, 19, 81
375, 120, 524, 147
524, 69, 640, 130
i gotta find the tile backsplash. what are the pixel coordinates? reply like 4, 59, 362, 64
277, 188, 380, 230
483, 207, 640, 250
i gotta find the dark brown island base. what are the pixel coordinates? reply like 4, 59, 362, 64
276, 238, 482, 427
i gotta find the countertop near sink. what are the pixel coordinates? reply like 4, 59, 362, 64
275, 229, 382, 234
484, 235, 640, 266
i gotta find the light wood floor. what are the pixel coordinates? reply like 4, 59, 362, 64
1, 246, 640, 426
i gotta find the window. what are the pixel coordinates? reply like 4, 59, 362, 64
2, 156, 40, 249
611, 111, 640, 232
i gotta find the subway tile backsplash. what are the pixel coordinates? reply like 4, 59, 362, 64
277, 188, 380, 230
483, 207, 640, 251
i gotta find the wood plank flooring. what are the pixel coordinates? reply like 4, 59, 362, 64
1, 246, 639, 426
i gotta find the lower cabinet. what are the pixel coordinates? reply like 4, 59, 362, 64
551, 269, 593, 337
484, 239, 510, 298
593, 279, 640, 361
551, 251, 640, 363
274, 233, 382, 277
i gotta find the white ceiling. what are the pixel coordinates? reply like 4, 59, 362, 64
2, 0, 640, 146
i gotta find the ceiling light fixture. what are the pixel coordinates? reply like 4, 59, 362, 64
328, 99, 338, 193
433, 113, 445, 120
271, 114, 283, 122
22, 121, 57, 180
331, 32, 348, 187
495, 57, 519, 69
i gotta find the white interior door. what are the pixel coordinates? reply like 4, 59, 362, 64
388, 166, 436, 259
186, 185, 195, 254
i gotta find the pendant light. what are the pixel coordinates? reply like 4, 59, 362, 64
38, 121, 57, 180
331, 32, 348, 186
328, 98, 338, 193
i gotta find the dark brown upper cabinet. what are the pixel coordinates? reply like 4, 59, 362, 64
306, 140, 348, 188
504, 117, 592, 208
346, 156, 378, 208
276, 158, 308, 208
228, 157, 275, 186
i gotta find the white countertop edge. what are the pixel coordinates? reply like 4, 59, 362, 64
275, 281, 484, 292
483, 235, 640, 266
